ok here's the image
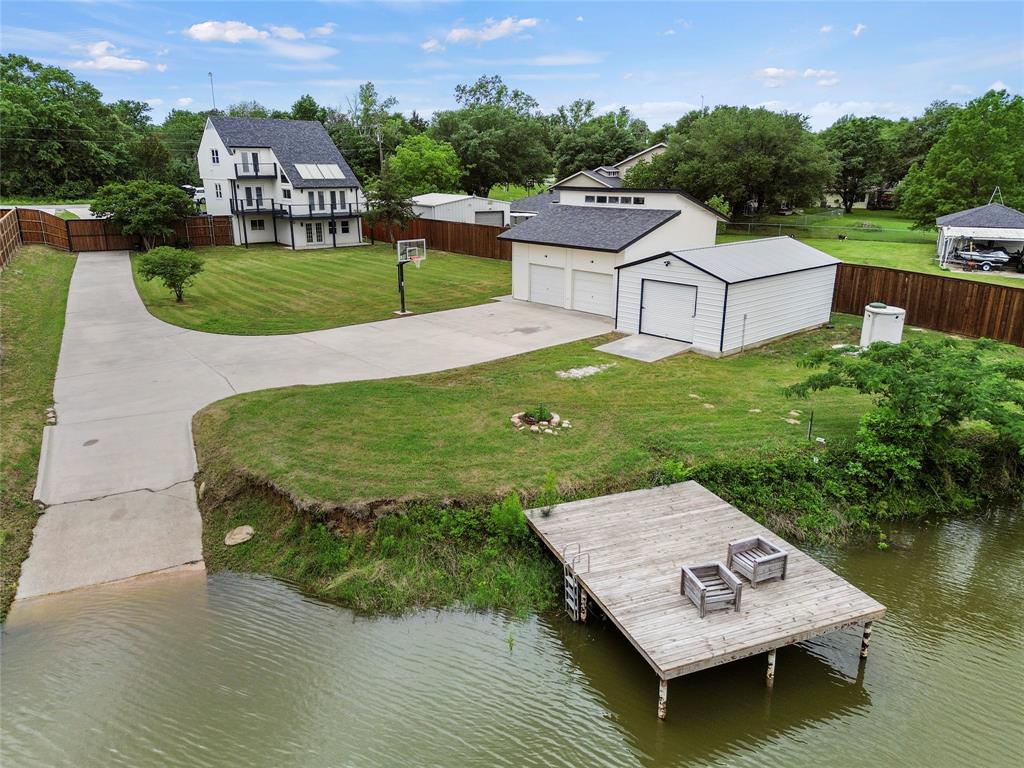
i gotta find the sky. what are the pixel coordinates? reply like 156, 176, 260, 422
2, 0, 1022, 130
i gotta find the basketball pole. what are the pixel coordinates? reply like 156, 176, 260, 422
398, 259, 406, 314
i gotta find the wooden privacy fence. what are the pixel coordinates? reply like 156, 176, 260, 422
0, 208, 22, 268
832, 263, 1024, 346
2, 208, 234, 253
362, 217, 512, 261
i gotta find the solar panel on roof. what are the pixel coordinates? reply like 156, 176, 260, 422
318, 164, 344, 179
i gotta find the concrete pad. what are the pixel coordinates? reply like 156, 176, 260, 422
595, 334, 692, 362
15, 482, 203, 600
34, 410, 198, 505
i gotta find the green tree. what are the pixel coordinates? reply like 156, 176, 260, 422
91, 181, 194, 250
130, 133, 171, 181
386, 135, 462, 195
705, 194, 732, 218
364, 169, 415, 243
291, 94, 322, 122
623, 105, 834, 214
432, 76, 550, 196
159, 109, 208, 162
110, 99, 154, 132
900, 90, 1024, 227
820, 115, 888, 212
880, 101, 961, 187
227, 100, 272, 118
136, 246, 205, 302
553, 108, 650, 179
327, 82, 412, 181
787, 337, 1024, 485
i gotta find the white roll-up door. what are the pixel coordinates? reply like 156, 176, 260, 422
640, 280, 697, 342
571, 270, 613, 316
529, 264, 564, 306
474, 210, 505, 226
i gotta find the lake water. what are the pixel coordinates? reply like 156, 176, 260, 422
2, 510, 1021, 767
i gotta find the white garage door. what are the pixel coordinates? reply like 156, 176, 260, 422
640, 280, 698, 342
474, 210, 505, 226
529, 264, 564, 306
571, 270, 613, 316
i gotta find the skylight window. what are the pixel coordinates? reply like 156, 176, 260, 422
294, 163, 345, 180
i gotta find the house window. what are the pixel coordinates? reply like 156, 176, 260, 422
314, 222, 324, 242
633, 197, 645, 205
250, 219, 265, 231
245, 187, 253, 204
328, 220, 337, 234
308, 191, 315, 212
214, 183, 222, 199
339, 190, 347, 205
280, 173, 289, 184
596, 196, 607, 203
254, 186, 263, 204
282, 189, 291, 199
608, 196, 619, 204
305, 223, 314, 243
318, 191, 325, 210
584, 195, 595, 203
330, 191, 337, 210
211, 149, 219, 165
341, 220, 350, 234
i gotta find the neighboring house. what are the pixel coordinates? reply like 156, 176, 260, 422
198, 117, 366, 249
935, 202, 1024, 266
510, 189, 560, 226
498, 195, 727, 318
410, 193, 511, 226
615, 237, 839, 356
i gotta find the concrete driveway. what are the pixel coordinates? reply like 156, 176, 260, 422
15, 204, 96, 219
17, 251, 611, 600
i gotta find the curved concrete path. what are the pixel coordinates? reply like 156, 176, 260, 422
17, 251, 611, 600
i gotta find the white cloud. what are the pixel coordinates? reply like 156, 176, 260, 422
186, 21, 268, 44
264, 39, 336, 61
144, 98, 163, 106
663, 29, 676, 36
71, 41, 151, 71
817, 78, 840, 87
576, 16, 584, 22
852, 23, 867, 37
155, 63, 168, 72
421, 38, 444, 53
990, 80, 1009, 91
756, 67, 798, 88
445, 17, 539, 44
176, 97, 193, 107
820, 25, 833, 33
310, 22, 336, 37
803, 68, 837, 78
269, 25, 305, 41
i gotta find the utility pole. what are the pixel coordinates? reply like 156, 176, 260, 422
208, 72, 217, 111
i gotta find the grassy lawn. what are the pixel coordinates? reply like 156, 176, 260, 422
0, 246, 77, 619
0, 197, 93, 206
487, 183, 547, 202
717, 233, 1024, 289
195, 316, 874, 509
133, 243, 512, 335
54, 210, 79, 220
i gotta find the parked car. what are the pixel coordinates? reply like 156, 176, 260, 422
181, 185, 206, 204
954, 246, 1013, 272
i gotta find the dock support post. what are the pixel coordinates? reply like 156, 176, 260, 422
766, 649, 777, 688
860, 621, 873, 660
657, 679, 668, 720
579, 592, 588, 622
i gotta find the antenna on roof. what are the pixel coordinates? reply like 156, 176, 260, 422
208, 72, 217, 112
989, 187, 1003, 205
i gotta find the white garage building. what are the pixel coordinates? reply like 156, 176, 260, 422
410, 193, 511, 226
499, 194, 726, 317
615, 237, 839, 356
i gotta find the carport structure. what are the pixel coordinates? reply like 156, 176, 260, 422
936, 202, 1024, 268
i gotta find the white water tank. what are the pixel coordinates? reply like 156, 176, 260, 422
860, 302, 905, 346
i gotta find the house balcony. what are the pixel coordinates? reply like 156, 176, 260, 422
234, 161, 278, 179
229, 198, 367, 218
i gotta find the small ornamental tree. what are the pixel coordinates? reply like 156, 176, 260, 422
705, 194, 732, 219
386, 134, 462, 196
91, 181, 194, 250
364, 169, 415, 243
136, 246, 204, 302
786, 337, 1024, 485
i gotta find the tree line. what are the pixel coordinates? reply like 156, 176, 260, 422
2, 53, 1021, 227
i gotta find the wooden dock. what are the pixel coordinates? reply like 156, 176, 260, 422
526, 481, 885, 718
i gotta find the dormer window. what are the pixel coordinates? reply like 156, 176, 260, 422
584, 195, 595, 203
211, 149, 219, 165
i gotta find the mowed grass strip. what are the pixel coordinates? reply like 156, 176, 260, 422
194, 316, 875, 509
716, 234, 1024, 289
0, 246, 77, 618
133, 243, 512, 335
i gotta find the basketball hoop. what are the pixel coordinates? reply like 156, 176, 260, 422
395, 238, 428, 314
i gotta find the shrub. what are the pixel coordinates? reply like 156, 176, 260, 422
136, 246, 204, 302
524, 404, 552, 423
487, 493, 527, 543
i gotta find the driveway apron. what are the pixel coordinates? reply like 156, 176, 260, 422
17, 251, 612, 600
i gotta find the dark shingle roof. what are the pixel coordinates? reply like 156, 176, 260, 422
209, 116, 361, 189
497, 205, 679, 252
510, 190, 561, 214
936, 202, 1024, 228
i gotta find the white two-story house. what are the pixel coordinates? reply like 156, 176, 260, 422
198, 116, 366, 250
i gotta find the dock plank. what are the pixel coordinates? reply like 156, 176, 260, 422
527, 482, 885, 680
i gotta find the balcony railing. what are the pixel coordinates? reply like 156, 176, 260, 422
229, 198, 367, 217
234, 161, 278, 178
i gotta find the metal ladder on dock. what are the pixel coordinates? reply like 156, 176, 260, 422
562, 543, 590, 622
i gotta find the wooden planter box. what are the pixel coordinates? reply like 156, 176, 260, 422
727, 536, 788, 588
680, 562, 743, 618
